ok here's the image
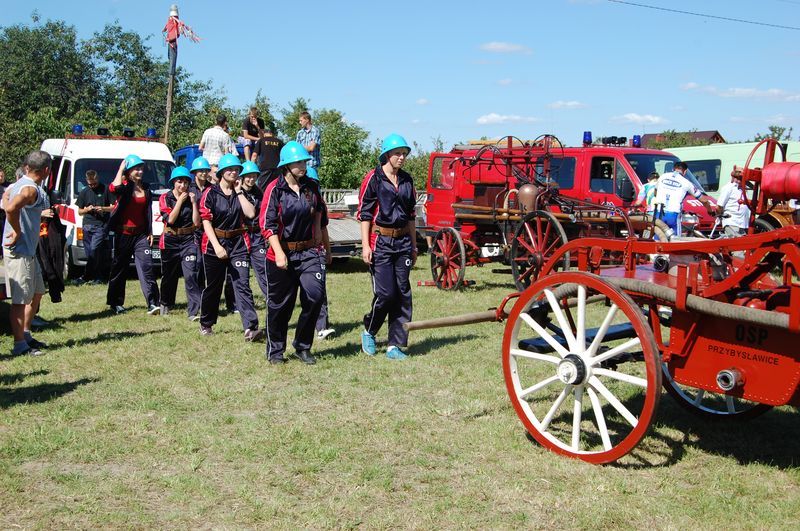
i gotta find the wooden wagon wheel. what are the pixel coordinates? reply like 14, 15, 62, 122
430, 227, 466, 290
661, 365, 772, 421
510, 211, 569, 291
502, 272, 661, 464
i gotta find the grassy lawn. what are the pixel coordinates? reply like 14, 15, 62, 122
1, 260, 798, 528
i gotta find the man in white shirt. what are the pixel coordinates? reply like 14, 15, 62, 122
654, 162, 715, 236
716, 166, 750, 237
199, 114, 237, 175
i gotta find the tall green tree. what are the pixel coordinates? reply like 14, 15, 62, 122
752, 125, 794, 142
642, 129, 710, 150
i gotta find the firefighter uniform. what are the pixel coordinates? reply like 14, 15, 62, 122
240, 162, 269, 300
358, 135, 417, 355
260, 167, 328, 363
198, 183, 259, 333
158, 181, 201, 317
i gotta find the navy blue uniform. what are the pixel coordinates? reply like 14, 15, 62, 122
260, 175, 328, 361
158, 191, 201, 317
357, 166, 416, 348
242, 185, 269, 300
106, 181, 159, 309
198, 185, 259, 331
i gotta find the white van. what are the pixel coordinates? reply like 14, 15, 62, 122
665, 141, 800, 198
40, 135, 174, 277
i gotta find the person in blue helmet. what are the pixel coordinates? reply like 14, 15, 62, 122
357, 134, 417, 360
260, 141, 331, 365
106, 155, 160, 315
158, 166, 201, 318
240, 161, 269, 300
305, 166, 335, 340
198, 153, 263, 341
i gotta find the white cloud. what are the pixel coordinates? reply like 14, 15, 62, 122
411, 119, 421, 124
611, 113, 666, 125
416, 98, 429, 105
480, 41, 532, 54
497, 78, 513, 86
682, 82, 800, 101
670, 105, 686, 111
548, 100, 587, 109
766, 113, 792, 124
476, 113, 539, 125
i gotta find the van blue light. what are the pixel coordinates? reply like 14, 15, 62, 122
583, 131, 592, 145
633, 135, 641, 148
71, 124, 83, 135
146, 128, 157, 138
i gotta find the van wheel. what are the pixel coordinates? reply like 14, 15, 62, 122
63, 247, 81, 280
753, 218, 776, 233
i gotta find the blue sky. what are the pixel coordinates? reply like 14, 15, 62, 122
5, 0, 799, 149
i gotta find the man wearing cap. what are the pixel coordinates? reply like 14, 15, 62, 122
3, 150, 51, 356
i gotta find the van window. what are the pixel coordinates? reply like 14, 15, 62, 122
73, 159, 174, 198
590, 157, 614, 193
430, 157, 455, 190
57, 160, 72, 200
624, 153, 680, 182
49, 156, 63, 190
615, 160, 635, 201
534, 156, 575, 189
684, 159, 720, 192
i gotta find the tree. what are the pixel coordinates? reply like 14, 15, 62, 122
642, 129, 710, 150
313, 108, 373, 188
276, 97, 311, 141
752, 125, 794, 142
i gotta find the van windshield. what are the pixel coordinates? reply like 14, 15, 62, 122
73, 158, 174, 198
624, 153, 681, 183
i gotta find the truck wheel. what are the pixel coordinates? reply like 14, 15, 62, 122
430, 227, 466, 290
63, 246, 81, 280
510, 211, 568, 291
753, 218, 776, 233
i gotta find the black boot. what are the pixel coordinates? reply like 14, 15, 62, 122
294, 349, 317, 365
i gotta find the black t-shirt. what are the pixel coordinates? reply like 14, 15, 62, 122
76, 183, 113, 226
254, 136, 284, 172
242, 117, 265, 139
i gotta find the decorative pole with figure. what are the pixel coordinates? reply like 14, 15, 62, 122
162, 4, 200, 144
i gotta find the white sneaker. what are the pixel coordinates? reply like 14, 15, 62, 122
317, 328, 335, 340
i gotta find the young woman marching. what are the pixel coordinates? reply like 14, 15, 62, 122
358, 134, 417, 360
240, 161, 269, 300
198, 153, 262, 341
260, 141, 331, 365
158, 166, 201, 318
106, 154, 160, 315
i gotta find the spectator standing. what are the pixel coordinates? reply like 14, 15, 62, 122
716, 167, 750, 237
254, 124, 283, 191
240, 107, 265, 163
2, 151, 51, 356
76, 170, 113, 283
106, 155, 160, 315
199, 114, 237, 176
296, 111, 321, 169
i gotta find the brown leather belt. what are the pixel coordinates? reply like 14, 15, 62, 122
214, 227, 246, 239
374, 225, 409, 238
165, 226, 196, 236
120, 226, 145, 236
281, 239, 315, 252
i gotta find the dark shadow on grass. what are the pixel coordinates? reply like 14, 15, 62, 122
51, 308, 120, 324
0, 377, 98, 409
0, 370, 49, 385
48, 329, 168, 350
318, 332, 480, 359
517, 391, 799, 470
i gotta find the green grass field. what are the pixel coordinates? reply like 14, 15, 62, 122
1, 261, 798, 528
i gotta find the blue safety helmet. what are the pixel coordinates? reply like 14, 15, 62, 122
306, 166, 319, 181
124, 154, 145, 171
240, 160, 259, 177
217, 153, 243, 175
277, 141, 312, 168
169, 165, 192, 184
190, 156, 211, 174
379, 133, 411, 163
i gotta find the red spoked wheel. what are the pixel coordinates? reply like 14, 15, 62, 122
510, 211, 569, 291
430, 227, 466, 290
502, 272, 661, 464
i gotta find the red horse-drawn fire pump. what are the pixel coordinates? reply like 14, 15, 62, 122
423, 134, 715, 291
410, 138, 799, 464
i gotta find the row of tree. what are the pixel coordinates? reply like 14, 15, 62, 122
0, 15, 435, 188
